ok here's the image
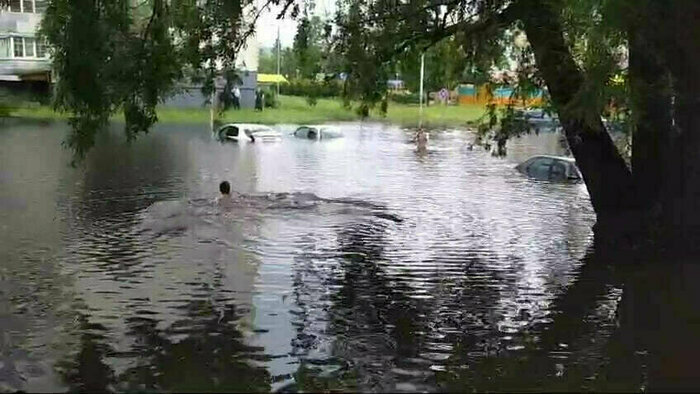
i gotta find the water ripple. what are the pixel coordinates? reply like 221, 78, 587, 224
0, 121, 606, 392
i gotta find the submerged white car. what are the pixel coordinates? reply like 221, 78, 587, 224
516, 155, 582, 182
217, 123, 282, 144
293, 125, 344, 140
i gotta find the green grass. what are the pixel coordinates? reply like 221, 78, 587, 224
11, 105, 71, 120
382, 100, 484, 127
8, 95, 485, 127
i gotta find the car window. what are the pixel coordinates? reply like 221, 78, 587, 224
222, 126, 238, 137
307, 128, 318, 139
295, 127, 308, 136
526, 157, 553, 180
526, 109, 543, 118
550, 160, 567, 181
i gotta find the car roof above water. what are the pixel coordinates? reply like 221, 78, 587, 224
528, 154, 576, 163
221, 123, 273, 130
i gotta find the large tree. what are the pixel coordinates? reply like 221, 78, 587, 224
293, 14, 331, 79
331, 0, 700, 247
258, 41, 298, 77
397, 37, 475, 93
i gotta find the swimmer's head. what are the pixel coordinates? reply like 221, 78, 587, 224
219, 181, 231, 195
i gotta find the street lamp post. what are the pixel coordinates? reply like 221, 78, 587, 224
276, 26, 281, 97
419, 52, 425, 128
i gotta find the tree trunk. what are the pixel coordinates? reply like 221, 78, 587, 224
664, 1, 700, 243
519, 0, 638, 227
628, 28, 673, 216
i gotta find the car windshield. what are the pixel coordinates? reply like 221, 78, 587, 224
550, 160, 568, 181
526, 157, 553, 180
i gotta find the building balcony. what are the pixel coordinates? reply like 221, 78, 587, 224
0, 57, 49, 80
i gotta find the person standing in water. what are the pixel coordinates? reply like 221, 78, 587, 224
415, 128, 428, 150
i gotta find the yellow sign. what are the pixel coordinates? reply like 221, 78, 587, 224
257, 74, 289, 84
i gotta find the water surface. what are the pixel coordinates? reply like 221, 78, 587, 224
0, 120, 626, 392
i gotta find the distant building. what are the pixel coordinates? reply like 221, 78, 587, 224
457, 83, 543, 106
0, 1, 51, 83
232, 34, 259, 108
387, 79, 405, 91
163, 34, 259, 109
0, 1, 260, 108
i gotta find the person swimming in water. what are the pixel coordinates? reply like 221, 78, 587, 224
218, 181, 236, 207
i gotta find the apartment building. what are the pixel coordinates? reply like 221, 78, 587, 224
0, 0, 50, 82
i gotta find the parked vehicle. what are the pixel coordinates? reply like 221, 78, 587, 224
515, 107, 560, 130
517, 108, 626, 134
293, 125, 344, 140
516, 155, 582, 182
217, 124, 282, 144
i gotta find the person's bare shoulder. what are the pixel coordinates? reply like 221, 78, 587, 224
217, 196, 235, 208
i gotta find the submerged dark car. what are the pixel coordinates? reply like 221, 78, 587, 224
516, 155, 582, 182
514, 108, 560, 131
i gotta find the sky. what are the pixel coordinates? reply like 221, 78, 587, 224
254, 0, 335, 49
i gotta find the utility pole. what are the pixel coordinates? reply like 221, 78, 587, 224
419, 52, 425, 129
210, 91, 215, 132
276, 25, 281, 97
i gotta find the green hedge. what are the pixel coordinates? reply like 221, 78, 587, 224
389, 93, 422, 105
279, 79, 343, 98
262, 88, 278, 108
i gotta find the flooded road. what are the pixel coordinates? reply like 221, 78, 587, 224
0, 120, 624, 391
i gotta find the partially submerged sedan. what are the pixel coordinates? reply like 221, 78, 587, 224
516, 155, 582, 182
217, 123, 282, 144
514, 108, 560, 131
293, 125, 344, 140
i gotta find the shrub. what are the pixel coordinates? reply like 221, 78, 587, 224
263, 88, 278, 108
279, 79, 343, 99
389, 92, 422, 105
306, 95, 318, 107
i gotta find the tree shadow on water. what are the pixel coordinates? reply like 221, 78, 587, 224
439, 244, 700, 392
309, 220, 430, 391
119, 299, 271, 392
55, 314, 116, 392
282, 215, 518, 392
280, 219, 432, 392
56, 298, 271, 393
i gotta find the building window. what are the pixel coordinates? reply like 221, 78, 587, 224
0, 38, 10, 58
36, 39, 46, 58
9, 0, 21, 12
24, 37, 35, 57
22, 0, 33, 13
10, 37, 45, 58
13, 37, 23, 57
7, 0, 42, 13
34, 0, 46, 13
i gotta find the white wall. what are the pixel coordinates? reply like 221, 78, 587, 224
0, 10, 42, 34
236, 34, 259, 72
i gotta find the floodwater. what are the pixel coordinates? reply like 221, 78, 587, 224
1, 120, 688, 392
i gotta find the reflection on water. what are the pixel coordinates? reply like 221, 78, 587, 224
1, 120, 694, 391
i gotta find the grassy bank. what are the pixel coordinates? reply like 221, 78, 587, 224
10, 95, 485, 127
